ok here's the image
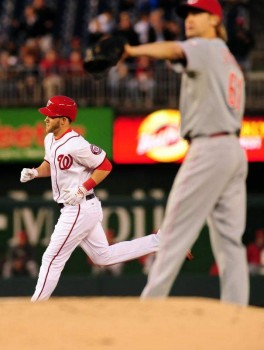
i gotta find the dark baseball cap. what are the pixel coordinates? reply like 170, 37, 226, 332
177, 0, 223, 20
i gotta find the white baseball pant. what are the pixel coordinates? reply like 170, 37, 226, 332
31, 196, 159, 301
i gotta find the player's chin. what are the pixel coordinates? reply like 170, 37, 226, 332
185, 30, 196, 39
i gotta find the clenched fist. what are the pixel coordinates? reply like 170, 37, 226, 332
63, 186, 88, 206
20, 168, 38, 183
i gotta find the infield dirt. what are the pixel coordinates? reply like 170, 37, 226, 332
0, 297, 263, 350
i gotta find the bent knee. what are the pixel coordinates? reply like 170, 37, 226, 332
90, 249, 112, 266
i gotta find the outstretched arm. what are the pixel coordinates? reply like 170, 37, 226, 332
124, 41, 185, 61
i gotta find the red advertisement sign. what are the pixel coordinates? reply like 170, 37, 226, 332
240, 118, 264, 162
113, 110, 264, 163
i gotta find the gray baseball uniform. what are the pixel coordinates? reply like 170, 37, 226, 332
141, 38, 249, 305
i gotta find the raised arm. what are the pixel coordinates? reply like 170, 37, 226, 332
124, 41, 185, 61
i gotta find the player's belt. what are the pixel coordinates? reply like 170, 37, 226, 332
185, 130, 240, 142
58, 193, 95, 209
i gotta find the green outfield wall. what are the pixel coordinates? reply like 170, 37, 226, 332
0, 107, 113, 161
0, 275, 263, 307
0, 194, 263, 276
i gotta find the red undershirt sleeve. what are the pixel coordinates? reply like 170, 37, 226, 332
82, 158, 112, 191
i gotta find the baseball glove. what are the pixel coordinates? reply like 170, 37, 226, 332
83, 36, 127, 79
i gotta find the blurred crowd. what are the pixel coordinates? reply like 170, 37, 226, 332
210, 227, 264, 277
0, 0, 262, 283
1, 230, 38, 278
0, 0, 255, 103
2, 226, 264, 279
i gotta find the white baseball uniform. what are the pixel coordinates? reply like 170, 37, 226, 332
141, 38, 249, 305
31, 129, 160, 301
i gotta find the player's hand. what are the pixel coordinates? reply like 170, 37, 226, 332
20, 168, 38, 183
63, 186, 88, 206
124, 44, 134, 56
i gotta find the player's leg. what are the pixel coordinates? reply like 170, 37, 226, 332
141, 136, 241, 298
79, 223, 160, 266
141, 172, 213, 297
31, 203, 100, 301
207, 154, 249, 305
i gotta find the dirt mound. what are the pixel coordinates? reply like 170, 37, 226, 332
0, 297, 263, 350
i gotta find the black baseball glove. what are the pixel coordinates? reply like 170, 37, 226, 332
83, 36, 127, 79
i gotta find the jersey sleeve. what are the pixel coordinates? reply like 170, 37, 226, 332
44, 133, 52, 163
74, 138, 106, 169
177, 38, 209, 71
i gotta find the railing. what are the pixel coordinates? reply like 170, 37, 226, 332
245, 71, 264, 112
0, 65, 263, 113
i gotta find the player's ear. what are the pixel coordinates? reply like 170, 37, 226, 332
210, 14, 221, 28
62, 117, 71, 124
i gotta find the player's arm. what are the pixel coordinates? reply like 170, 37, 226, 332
20, 160, 51, 183
63, 157, 113, 206
82, 157, 112, 191
35, 160, 51, 177
124, 41, 185, 61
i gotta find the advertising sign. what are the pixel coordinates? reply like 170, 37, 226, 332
114, 110, 188, 164
240, 118, 264, 162
0, 107, 113, 161
113, 110, 264, 163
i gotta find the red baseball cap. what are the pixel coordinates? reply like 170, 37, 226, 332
177, 0, 223, 20
39, 95, 78, 122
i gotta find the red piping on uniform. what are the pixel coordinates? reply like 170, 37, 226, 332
36, 205, 81, 300
53, 135, 80, 201
54, 128, 72, 141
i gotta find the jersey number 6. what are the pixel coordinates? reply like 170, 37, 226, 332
227, 72, 243, 112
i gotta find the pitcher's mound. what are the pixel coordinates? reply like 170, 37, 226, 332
0, 297, 263, 350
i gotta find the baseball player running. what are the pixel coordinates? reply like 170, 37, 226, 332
20, 95, 163, 301
124, 0, 249, 305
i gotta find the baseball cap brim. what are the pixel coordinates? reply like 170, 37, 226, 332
39, 106, 61, 117
177, 4, 206, 18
